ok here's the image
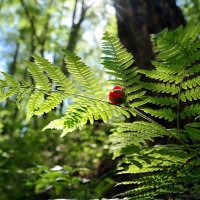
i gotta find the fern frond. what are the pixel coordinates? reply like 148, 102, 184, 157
44, 97, 132, 136
64, 50, 104, 98
0, 73, 21, 102
185, 64, 200, 76
140, 82, 179, 95
180, 86, 200, 102
183, 122, 200, 140
114, 144, 199, 199
102, 32, 146, 108
182, 76, 200, 89
139, 69, 182, 84
33, 55, 74, 91
146, 96, 178, 107
34, 92, 69, 115
127, 91, 146, 102
26, 90, 44, 120
43, 118, 65, 131
102, 32, 134, 86
0, 88, 17, 102
180, 103, 200, 119
1, 72, 20, 87
26, 61, 51, 90
141, 108, 176, 121
152, 23, 200, 71
110, 121, 170, 158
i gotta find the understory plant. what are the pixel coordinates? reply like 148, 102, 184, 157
1, 22, 200, 199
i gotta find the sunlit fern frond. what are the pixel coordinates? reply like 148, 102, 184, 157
64, 50, 104, 99
109, 121, 170, 159
25, 56, 75, 119
44, 97, 133, 137
109, 22, 200, 199
33, 54, 74, 91
102, 31, 146, 107
0, 72, 21, 102
114, 144, 200, 199
152, 22, 200, 72
138, 22, 200, 123
0, 56, 75, 120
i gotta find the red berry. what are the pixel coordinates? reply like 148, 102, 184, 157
108, 86, 126, 105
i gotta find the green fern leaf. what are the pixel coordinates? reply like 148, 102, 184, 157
1, 72, 20, 87
146, 96, 178, 107
64, 50, 104, 98
43, 118, 65, 131
26, 90, 45, 120
127, 91, 146, 101
180, 103, 200, 119
185, 64, 200, 76
180, 86, 200, 102
34, 92, 68, 115
0, 88, 17, 102
110, 121, 170, 158
101, 31, 134, 87
142, 108, 176, 121
44, 96, 131, 136
33, 55, 74, 91
139, 69, 182, 84
140, 82, 179, 95
183, 123, 200, 140
182, 76, 200, 89
26, 61, 51, 90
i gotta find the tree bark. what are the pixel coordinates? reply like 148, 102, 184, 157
9, 42, 20, 75
114, 0, 186, 68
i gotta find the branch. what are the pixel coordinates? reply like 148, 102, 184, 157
9, 42, 20, 75
20, 0, 39, 41
66, 0, 90, 52
39, 0, 54, 56
72, 0, 78, 26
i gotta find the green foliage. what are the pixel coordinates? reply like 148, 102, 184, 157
1, 32, 138, 137
102, 32, 144, 105
138, 23, 200, 124
0, 103, 112, 199
109, 23, 200, 199
1, 22, 200, 199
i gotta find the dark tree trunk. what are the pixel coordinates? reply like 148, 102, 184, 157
114, 0, 186, 68
9, 42, 20, 75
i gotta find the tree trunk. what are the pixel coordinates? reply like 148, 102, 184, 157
114, 0, 186, 68
9, 42, 20, 75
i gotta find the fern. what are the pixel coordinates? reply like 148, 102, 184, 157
102, 32, 145, 106
1, 23, 200, 199
0, 75, 21, 102
26, 56, 75, 119
26, 61, 51, 90
110, 121, 170, 159
113, 144, 200, 199
142, 108, 177, 121
26, 90, 44, 120
180, 103, 200, 119
137, 23, 200, 124
145, 96, 178, 107
109, 22, 200, 199
64, 50, 104, 99
44, 97, 132, 137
